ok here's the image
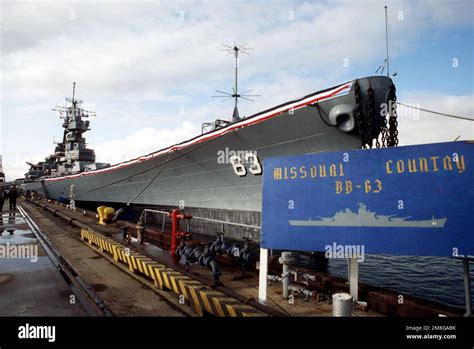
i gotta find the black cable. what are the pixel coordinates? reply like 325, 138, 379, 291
308, 103, 337, 127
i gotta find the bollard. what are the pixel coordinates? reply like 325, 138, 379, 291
97, 206, 106, 225
97, 206, 115, 225
103, 207, 115, 223
332, 293, 353, 317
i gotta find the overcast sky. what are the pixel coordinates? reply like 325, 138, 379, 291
1, 0, 473, 180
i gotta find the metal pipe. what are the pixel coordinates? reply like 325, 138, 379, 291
208, 259, 220, 283
27, 198, 90, 231
161, 213, 166, 233
171, 209, 179, 255
143, 208, 169, 215
280, 251, 293, 299
288, 285, 315, 300
191, 215, 260, 230
268, 275, 283, 282
139, 208, 260, 230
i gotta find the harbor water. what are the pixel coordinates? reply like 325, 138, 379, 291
328, 255, 474, 310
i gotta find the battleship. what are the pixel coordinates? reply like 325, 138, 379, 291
289, 203, 447, 228
23, 60, 399, 241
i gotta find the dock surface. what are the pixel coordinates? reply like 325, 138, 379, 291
0, 209, 85, 316
1, 199, 383, 317
1, 204, 189, 316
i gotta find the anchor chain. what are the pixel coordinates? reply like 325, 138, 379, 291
380, 107, 388, 148
355, 79, 398, 149
367, 86, 374, 148
355, 81, 375, 149
354, 82, 366, 149
387, 86, 399, 147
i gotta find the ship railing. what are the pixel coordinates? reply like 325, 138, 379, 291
139, 209, 169, 233
139, 208, 261, 235
190, 216, 261, 231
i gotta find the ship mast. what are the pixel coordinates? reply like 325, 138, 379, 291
385, 5, 389, 77
233, 45, 239, 115
375, 5, 394, 77
213, 42, 259, 122
72, 81, 76, 104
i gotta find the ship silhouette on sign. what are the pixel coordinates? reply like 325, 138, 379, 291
289, 203, 447, 228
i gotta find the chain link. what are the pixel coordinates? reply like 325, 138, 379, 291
387, 87, 399, 147
380, 112, 388, 147
355, 80, 398, 149
354, 82, 366, 149
367, 87, 375, 149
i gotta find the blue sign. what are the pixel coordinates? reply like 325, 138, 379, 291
261, 141, 474, 257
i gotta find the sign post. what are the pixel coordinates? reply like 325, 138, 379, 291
258, 248, 268, 305
348, 258, 359, 302
461, 258, 472, 317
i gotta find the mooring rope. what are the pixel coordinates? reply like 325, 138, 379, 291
396, 102, 473, 121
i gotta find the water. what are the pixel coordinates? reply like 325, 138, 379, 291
328, 255, 473, 310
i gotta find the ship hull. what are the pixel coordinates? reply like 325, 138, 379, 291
24, 76, 394, 241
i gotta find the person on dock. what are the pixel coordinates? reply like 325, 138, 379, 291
8, 187, 18, 211
0, 187, 5, 212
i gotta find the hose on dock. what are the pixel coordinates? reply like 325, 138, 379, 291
27, 198, 91, 231
176, 238, 222, 284
208, 233, 256, 274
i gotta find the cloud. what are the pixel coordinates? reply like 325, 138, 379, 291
3, 0, 470, 101
94, 121, 200, 165
397, 92, 474, 145
1, 150, 46, 182
1, 0, 472, 180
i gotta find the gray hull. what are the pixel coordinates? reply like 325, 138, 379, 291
24, 76, 395, 241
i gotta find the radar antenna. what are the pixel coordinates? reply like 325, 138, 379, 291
52, 82, 96, 119
212, 42, 259, 121
375, 6, 397, 77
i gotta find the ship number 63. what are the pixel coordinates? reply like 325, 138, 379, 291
230, 154, 262, 176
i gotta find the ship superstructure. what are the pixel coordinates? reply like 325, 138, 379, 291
25, 83, 109, 180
